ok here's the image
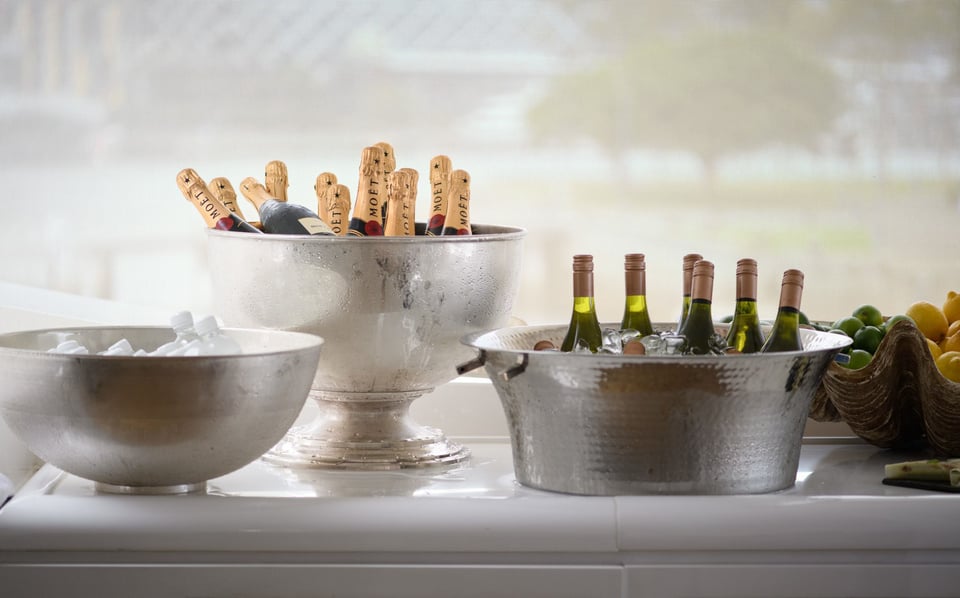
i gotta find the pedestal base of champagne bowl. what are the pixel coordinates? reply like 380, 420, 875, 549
206, 224, 524, 470
263, 390, 470, 470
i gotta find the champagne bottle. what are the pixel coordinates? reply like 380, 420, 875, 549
560, 254, 603, 353
678, 259, 718, 355
376, 141, 396, 225
314, 172, 338, 223
348, 145, 385, 236
441, 169, 471, 235
207, 177, 241, 214
761, 269, 805, 353
264, 160, 288, 202
322, 183, 351, 236
384, 168, 417, 236
176, 168, 262, 234
679, 253, 703, 328
239, 177, 333, 235
725, 258, 765, 353
426, 155, 452, 236
620, 253, 654, 337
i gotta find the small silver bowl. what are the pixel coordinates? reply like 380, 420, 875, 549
461, 324, 851, 495
0, 326, 323, 494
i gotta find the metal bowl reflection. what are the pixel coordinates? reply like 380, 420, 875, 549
462, 324, 851, 495
0, 326, 322, 494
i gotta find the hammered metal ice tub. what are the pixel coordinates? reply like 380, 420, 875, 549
461, 324, 851, 495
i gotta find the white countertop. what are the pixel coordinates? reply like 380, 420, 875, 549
2, 283, 959, 597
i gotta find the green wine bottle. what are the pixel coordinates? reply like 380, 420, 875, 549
561, 254, 603, 353
725, 258, 765, 353
679, 253, 703, 329
620, 253, 654, 337
678, 259, 718, 355
761, 269, 805, 353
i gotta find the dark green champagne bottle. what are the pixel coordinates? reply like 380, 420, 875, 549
679, 253, 703, 329
725, 258, 765, 353
620, 253, 654, 337
678, 259, 717, 355
561, 254, 603, 353
239, 177, 334, 235
761, 269, 805, 353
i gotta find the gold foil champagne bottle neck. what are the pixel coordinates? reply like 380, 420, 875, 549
238, 177, 278, 211
441, 169, 471, 235
207, 177, 240, 214
314, 172, 338, 222
176, 168, 235, 228
264, 160, 288, 201
348, 145, 386, 236
426, 155, 453, 236
324, 183, 352, 236
384, 169, 415, 236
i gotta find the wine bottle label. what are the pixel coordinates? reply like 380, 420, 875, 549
440, 169, 471, 236
376, 142, 396, 225
264, 160, 288, 201
298, 217, 334, 235
399, 167, 418, 237
348, 145, 385, 237
426, 155, 452, 236
384, 169, 411, 236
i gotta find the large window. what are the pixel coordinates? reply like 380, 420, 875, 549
2, 0, 958, 326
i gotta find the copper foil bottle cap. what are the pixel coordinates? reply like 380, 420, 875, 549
691, 260, 715, 301
736, 258, 758, 300
572, 255, 594, 297
624, 253, 646, 295
779, 269, 805, 310
682, 253, 703, 294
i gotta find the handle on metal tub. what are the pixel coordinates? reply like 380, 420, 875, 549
456, 350, 487, 376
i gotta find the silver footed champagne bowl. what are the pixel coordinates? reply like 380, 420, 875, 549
206, 224, 525, 470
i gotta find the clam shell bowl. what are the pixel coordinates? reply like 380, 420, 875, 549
809, 320, 960, 456
0, 326, 323, 494
461, 324, 851, 496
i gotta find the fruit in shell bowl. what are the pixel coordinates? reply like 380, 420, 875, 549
809, 293, 960, 456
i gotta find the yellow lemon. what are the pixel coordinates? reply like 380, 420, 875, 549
948, 319, 960, 338
941, 331, 960, 354
943, 291, 960, 324
935, 351, 960, 383
905, 301, 949, 343
926, 338, 943, 360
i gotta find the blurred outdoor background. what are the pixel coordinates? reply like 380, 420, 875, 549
1, 0, 958, 325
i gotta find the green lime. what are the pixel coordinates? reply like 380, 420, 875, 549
799, 311, 811, 325
853, 304, 884, 327
845, 349, 873, 370
719, 314, 734, 323
882, 314, 914, 334
833, 316, 865, 338
853, 325, 884, 354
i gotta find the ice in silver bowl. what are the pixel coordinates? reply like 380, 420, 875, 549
461, 324, 852, 495
0, 326, 323, 494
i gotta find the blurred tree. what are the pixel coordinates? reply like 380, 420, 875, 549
528, 29, 842, 188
